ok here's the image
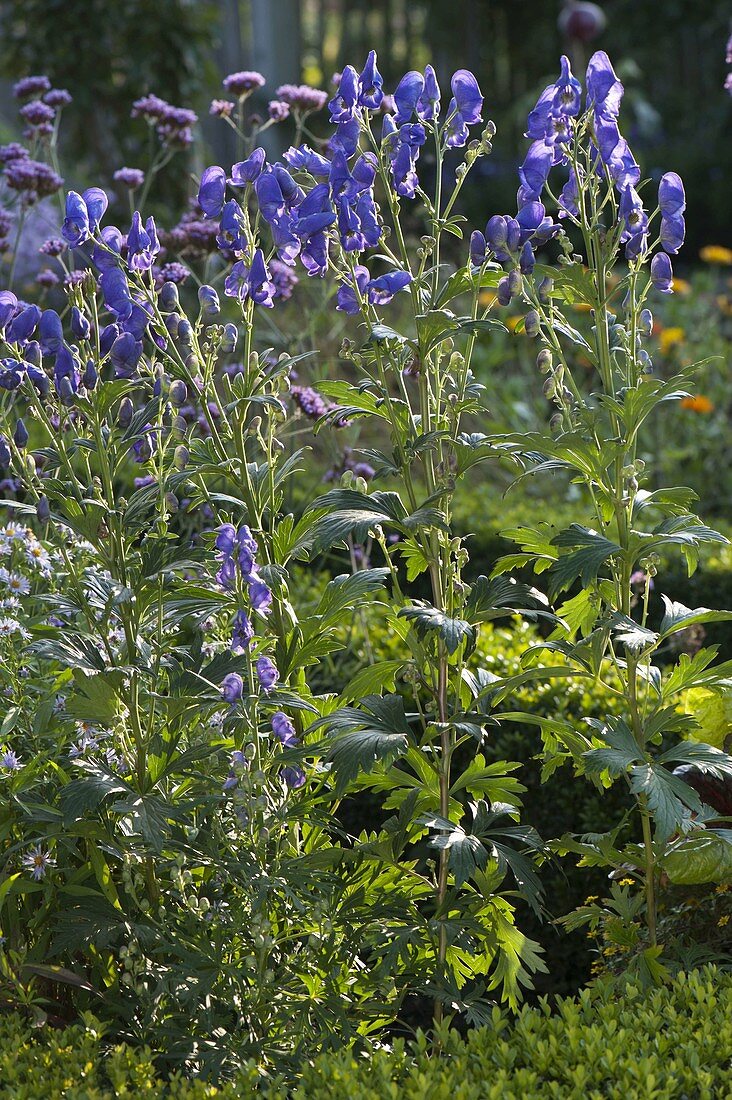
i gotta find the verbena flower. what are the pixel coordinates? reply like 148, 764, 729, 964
268, 100, 290, 122
13, 75, 51, 100
223, 70, 265, 96
275, 84, 328, 114
114, 167, 145, 190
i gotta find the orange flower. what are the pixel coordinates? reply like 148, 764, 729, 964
680, 395, 714, 414
659, 326, 685, 354
700, 245, 732, 265
479, 290, 497, 307
505, 315, 522, 331
671, 276, 692, 295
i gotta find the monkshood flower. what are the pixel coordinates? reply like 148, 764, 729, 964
221, 672, 244, 704
198, 165, 227, 217
230, 147, 266, 184
445, 69, 483, 147
61, 187, 108, 247
337, 266, 412, 314
619, 184, 648, 259
650, 251, 674, 293
127, 212, 160, 271
283, 144, 331, 178
231, 609, 254, 653
272, 712, 298, 748
382, 117, 426, 198
586, 50, 623, 119
357, 50, 384, 110
281, 764, 305, 790
224, 249, 275, 307
0, 292, 18, 331
658, 172, 685, 254
526, 55, 581, 160
23, 845, 55, 881
6, 304, 41, 344
518, 141, 554, 205
417, 66, 441, 122
256, 656, 278, 693
329, 64, 359, 122
110, 332, 143, 378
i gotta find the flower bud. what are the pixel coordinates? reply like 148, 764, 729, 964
221, 323, 238, 353
524, 310, 540, 338
58, 376, 75, 406
543, 377, 558, 399
173, 444, 189, 470
537, 276, 553, 304
36, 495, 50, 523
639, 308, 653, 337
497, 276, 512, 306
83, 360, 98, 390
536, 349, 552, 372
177, 319, 193, 346
0, 436, 10, 467
25, 454, 36, 477
184, 353, 200, 372
70, 306, 91, 341
118, 397, 134, 429
25, 341, 41, 367
169, 379, 187, 406
508, 269, 522, 297
164, 312, 181, 337
549, 412, 564, 430
159, 281, 180, 311
164, 491, 179, 513
13, 418, 29, 448
198, 284, 220, 316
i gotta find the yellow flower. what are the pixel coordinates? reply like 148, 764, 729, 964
671, 276, 691, 295
584, 895, 598, 903
479, 290, 497, 307
700, 245, 732, 265
715, 884, 730, 894
505, 315, 522, 331
680, 395, 714, 414
659, 326, 685, 354
718, 915, 730, 927
619, 877, 635, 887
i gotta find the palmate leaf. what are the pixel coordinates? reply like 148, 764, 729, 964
399, 603, 475, 655
423, 817, 489, 888
629, 763, 702, 842
339, 659, 406, 703
311, 568, 389, 630
659, 595, 732, 641
548, 525, 621, 597
60, 770, 129, 826
304, 488, 407, 555
663, 831, 732, 885
609, 613, 659, 654
583, 718, 641, 778
464, 575, 552, 625
310, 694, 412, 792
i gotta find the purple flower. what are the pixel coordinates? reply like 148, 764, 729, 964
231, 610, 254, 653
336, 265, 412, 314
198, 165, 227, 218
586, 51, 624, 119
281, 765, 305, 789
249, 578, 273, 613
224, 250, 276, 307
256, 656, 278, 693
417, 65, 441, 122
20, 99, 55, 127
275, 84, 328, 114
445, 69, 483, 147
283, 144, 331, 178
217, 199, 247, 252
223, 70, 265, 96
216, 523, 237, 556
485, 214, 521, 262
518, 141, 553, 204
44, 88, 72, 108
22, 845, 55, 881
221, 672, 244, 704
358, 50, 384, 110
650, 251, 673, 294
110, 332, 143, 378
13, 75, 51, 100
558, 169, 579, 219
658, 172, 685, 255
114, 167, 145, 190
0, 293, 17, 332
393, 71, 424, 125
61, 191, 89, 247
268, 100, 290, 122
619, 184, 648, 258
328, 65, 359, 122
210, 98, 234, 118
272, 712, 298, 748
127, 212, 160, 271
6, 305, 41, 344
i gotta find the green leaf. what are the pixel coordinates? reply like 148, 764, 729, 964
664, 831, 732, 885
340, 659, 405, 703
399, 603, 475, 655
312, 695, 412, 792
629, 763, 702, 841
60, 772, 128, 826
464, 575, 552, 625
584, 718, 641, 778
425, 821, 488, 888
659, 595, 732, 640
548, 525, 622, 597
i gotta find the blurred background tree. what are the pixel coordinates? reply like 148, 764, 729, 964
0, 0, 729, 253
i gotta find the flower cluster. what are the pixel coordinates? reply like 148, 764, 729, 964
131, 94, 198, 149
214, 523, 272, 616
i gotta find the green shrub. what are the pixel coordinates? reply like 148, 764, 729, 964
294, 966, 732, 1100
6, 967, 731, 1098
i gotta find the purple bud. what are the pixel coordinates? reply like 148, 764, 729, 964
650, 252, 673, 294
198, 284, 220, 316
36, 495, 50, 522
13, 418, 28, 448
255, 656, 278, 693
